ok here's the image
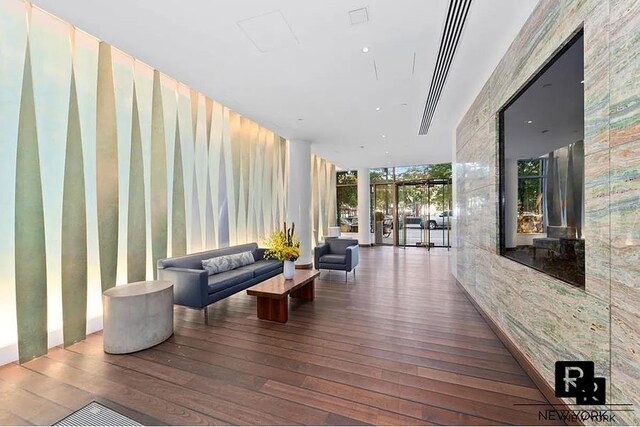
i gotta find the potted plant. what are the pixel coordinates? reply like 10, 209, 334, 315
265, 222, 300, 279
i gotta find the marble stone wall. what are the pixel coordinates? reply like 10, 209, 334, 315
453, 0, 639, 424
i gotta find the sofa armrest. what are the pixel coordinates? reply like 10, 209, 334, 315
314, 244, 330, 269
157, 267, 208, 308
254, 247, 268, 261
345, 245, 359, 271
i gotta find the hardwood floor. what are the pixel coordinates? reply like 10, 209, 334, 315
0, 247, 562, 425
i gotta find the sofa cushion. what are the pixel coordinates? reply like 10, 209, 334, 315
320, 254, 346, 264
328, 238, 358, 255
253, 259, 282, 276
207, 270, 253, 294
236, 259, 282, 277
202, 251, 255, 275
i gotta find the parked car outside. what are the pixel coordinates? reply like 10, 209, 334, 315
425, 211, 453, 229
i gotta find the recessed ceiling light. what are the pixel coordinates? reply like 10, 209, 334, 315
297, 118, 303, 121
381, 134, 386, 138
375, 107, 380, 111
360, 145, 365, 148
527, 120, 533, 124
385, 151, 389, 154
401, 103, 408, 107
361, 46, 369, 53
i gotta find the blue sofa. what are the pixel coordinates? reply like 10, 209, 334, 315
314, 238, 359, 281
157, 243, 282, 321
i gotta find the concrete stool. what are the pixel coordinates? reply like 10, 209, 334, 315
102, 280, 174, 354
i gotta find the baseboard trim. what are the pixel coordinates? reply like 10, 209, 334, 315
454, 278, 580, 425
358, 243, 373, 247
295, 263, 312, 270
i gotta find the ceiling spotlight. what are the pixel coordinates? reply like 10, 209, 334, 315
527, 120, 533, 124
385, 151, 389, 154
381, 134, 386, 138
375, 107, 381, 111
361, 46, 369, 53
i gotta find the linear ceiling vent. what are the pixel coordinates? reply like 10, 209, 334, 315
349, 7, 369, 25
418, 0, 473, 135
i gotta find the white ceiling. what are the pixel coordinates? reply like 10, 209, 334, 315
31, 0, 539, 169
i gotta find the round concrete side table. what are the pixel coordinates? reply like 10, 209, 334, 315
102, 280, 174, 354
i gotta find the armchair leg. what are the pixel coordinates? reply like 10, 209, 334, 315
345, 271, 348, 282
204, 306, 210, 326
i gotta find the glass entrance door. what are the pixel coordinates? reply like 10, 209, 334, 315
397, 183, 428, 247
425, 179, 452, 249
371, 183, 394, 245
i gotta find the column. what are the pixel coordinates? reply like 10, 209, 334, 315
287, 140, 313, 267
505, 158, 518, 249
357, 168, 371, 245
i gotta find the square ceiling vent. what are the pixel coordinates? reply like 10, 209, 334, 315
238, 10, 299, 53
349, 7, 369, 25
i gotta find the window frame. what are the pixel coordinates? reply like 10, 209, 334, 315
497, 28, 585, 288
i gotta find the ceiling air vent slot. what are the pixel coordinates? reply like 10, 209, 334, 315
418, 0, 473, 135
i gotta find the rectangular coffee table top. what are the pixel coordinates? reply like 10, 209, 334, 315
247, 269, 320, 299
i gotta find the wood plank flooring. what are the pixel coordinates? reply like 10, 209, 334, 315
0, 247, 562, 425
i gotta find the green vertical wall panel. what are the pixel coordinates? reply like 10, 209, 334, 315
150, 70, 167, 277
128, 86, 146, 283
15, 42, 48, 363
61, 69, 88, 347
96, 42, 119, 291
172, 117, 187, 256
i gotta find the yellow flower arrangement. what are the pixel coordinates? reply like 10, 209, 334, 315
264, 222, 300, 262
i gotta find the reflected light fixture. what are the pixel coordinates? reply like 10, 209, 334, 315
527, 120, 533, 124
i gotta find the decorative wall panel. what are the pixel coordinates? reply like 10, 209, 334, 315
0, 0, 289, 365
61, 67, 88, 348
0, 0, 28, 364
311, 154, 337, 247
453, 0, 639, 423
15, 40, 48, 363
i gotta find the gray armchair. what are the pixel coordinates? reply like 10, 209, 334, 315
314, 238, 359, 281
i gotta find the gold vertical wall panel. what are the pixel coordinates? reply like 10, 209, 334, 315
171, 116, 187, 256
110, 47, 134, 286
221, 107, 235, 245
15, 41, 48, 362
189, 92, 203, 252
29, 6, 73, 347
158, 74, 178, 255
96, 42, 119, 291
127, 86, 147, 282
0, 0, 28, 362
132, 61, 154, 280
61, 68, 87, 347
150, 70, 167, 277
71, 28, 100, 332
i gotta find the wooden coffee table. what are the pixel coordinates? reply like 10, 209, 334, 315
246, 269, 320, 323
